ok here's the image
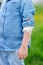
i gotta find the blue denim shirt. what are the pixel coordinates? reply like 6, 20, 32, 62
0, 0, 35, 51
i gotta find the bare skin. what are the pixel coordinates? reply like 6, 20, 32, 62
18, 31, 31, 59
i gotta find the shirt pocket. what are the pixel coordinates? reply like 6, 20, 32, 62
7, 0, 20, 12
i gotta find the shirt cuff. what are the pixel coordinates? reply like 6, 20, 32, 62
22, 26, 34, 33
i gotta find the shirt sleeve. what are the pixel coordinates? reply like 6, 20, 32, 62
20, 0, 35, 48
20, 0, 35, 28
22, 26, 34, 33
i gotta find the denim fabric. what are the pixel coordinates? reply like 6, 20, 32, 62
0, 50, 25, 65
0, 0, 35, 51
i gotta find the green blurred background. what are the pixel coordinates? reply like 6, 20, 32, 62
24, 4, 43, 65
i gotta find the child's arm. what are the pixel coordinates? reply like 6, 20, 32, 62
21, 27, 33, 48
18, 27, 33, 59
18, 0, 35, 59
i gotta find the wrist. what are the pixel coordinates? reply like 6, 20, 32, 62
21, 44, 28, 49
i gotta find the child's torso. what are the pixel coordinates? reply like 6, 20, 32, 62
0, 0, 23, 51
0, 0, 23, 37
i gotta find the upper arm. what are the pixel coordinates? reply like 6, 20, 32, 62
20, 0, 35, 28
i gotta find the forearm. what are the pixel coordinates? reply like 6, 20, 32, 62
21, 31, 32, 48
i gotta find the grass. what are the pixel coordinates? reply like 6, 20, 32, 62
24, 5, 43, 65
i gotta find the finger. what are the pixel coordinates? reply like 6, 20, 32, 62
18, 54, 22, 59
21, 55, 24, 59
18, 51, 21, 59
23, 55, 26, 58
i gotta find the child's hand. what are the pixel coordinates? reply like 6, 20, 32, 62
18, 46, 28, 59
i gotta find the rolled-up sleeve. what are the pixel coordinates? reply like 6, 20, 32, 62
20, 0, 35, 48
20, 0, 35, 28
